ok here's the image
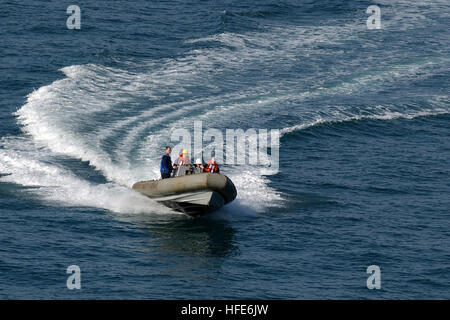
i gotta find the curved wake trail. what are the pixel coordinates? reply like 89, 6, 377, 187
0, 137, 167, 214
280, 99, 450, 136
1, 3, 449, 214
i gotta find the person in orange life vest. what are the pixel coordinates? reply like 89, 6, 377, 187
204, 157, 219, 173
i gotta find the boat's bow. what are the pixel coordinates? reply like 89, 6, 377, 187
132, 173, 237, 216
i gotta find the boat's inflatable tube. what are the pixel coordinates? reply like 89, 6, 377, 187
132, 173, 237, 216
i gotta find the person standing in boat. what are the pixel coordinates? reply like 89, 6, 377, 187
160, 146, 174, 179
204, 157, 220, 173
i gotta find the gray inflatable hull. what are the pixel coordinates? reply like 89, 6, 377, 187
132, 173, 237, 217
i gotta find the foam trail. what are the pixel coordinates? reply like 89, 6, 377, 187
227, 169, 282, 209
0, 137, 174, 214
281, 103, 450, 136
15, 75, 144, 187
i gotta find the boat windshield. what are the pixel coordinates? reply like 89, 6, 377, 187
174, 164, 202, 177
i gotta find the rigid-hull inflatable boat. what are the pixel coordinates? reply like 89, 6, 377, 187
132, 172, 237, 217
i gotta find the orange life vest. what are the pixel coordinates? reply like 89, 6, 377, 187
204, 160, 219, 173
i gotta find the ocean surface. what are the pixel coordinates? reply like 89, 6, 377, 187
0, 0, 449, 299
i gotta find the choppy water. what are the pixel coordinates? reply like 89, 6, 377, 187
0, 0, 449, 299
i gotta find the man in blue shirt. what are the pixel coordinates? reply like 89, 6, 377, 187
160, 146, 174, 179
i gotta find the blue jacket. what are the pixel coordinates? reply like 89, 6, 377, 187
160, 154, 173, 174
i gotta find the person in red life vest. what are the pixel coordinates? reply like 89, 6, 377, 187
204, 157, 219, 173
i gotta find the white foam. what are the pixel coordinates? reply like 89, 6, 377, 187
281, 104, 450, 136
227, 169, 282, 209
0, 137, 172, 214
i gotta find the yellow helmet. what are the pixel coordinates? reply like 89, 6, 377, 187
182, 149, 188, 154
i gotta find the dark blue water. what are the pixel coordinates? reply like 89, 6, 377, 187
1, 0, 449, 299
